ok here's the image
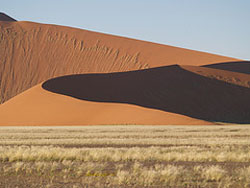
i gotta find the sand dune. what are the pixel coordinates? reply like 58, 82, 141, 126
0, 14, 249, 125
0, 19, 237, 104
0, 65, 249, 125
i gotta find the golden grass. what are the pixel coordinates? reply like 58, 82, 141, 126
0, 145, 250, 163
1, 160, 250, 187
0, 125, 249, 187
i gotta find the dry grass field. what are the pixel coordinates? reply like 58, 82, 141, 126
0, 125, 250, 187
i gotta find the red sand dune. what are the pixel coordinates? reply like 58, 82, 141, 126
0, 65, 249, 125
0, 14, 249, 125
0, 19, 237, 104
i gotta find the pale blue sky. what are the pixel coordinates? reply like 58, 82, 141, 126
1, 0, 250, 60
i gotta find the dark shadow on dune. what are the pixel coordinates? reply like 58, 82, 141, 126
203, 61, 250, 74
42, 65, 250, 124
0, 13, 16, 22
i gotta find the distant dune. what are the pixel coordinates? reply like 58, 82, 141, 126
203, 61, 250, 74
0, 14, 249, 125
182, 65, 250, 88
0, 12, 16, 22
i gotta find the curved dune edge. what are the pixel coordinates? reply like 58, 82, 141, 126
0, 20, 239, 104
40, 65, 250, 124
0, 84, 213, 126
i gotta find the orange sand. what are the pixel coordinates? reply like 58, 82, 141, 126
0, 14, 249, 126
0, 84, 212, 126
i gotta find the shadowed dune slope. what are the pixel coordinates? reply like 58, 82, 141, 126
0, 65, 249, 125
40, 65, 250, 124
0, 20, 238, 104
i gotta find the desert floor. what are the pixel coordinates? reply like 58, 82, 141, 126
0, 125, 250, 188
